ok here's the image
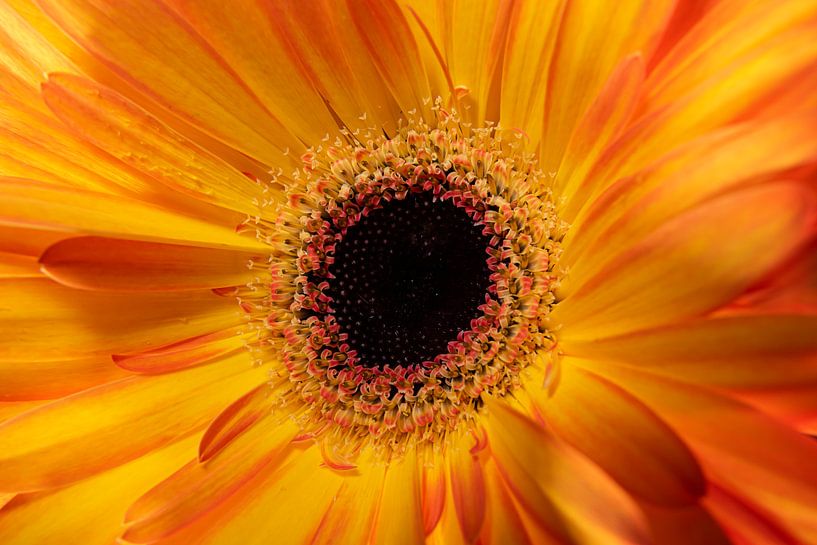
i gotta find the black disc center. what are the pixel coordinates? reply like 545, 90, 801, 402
327, 193, 492, 368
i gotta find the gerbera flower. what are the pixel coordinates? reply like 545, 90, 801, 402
1, 0, 817, 543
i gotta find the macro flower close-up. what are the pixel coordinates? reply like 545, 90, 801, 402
2, 0, 817, 543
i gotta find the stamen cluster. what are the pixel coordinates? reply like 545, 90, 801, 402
242, 109, 564, 460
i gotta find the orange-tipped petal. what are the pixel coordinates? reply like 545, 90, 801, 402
0, 352, 266, 493
36, 0, 301, 166
0, 435, 196, 545
561, 315, 817, 388
554, 182, 817, 340
112, 327, 245, 375
123, 416, 297, 543
40, 236, 260, 292
0, 278, 240, 361
538, 363, 706, 506
0, 178, 266, 251
0, 355, 127, 401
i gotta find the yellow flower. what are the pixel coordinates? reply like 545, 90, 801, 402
2, 1, 817, 544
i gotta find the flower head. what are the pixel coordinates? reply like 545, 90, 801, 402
1, 1, 817, 544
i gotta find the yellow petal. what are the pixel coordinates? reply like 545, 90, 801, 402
144, 445, 343, 545
37, 0, 301, 165
0, 278, 241, 360
165, 0, 340, 144
0, 351, 267, 493
554, 182, 817, 340
371, 450, 425, 545
539, 0, 675, 171
562, 315, 817, 388
0, 178, 266, 251
123, 416, 297, 543
0, 251, 39, 278
562, 116, 817, 268
0, 435, 197, 545
498, 0, 566, 147
345, 0, 433, 117
0, 355, 127, 401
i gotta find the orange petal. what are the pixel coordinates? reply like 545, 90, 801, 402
704, 483, 801, 545
0, 400, 47, 426
0, 351, 267, 493
36, 0, 301, 166
141, 445, 342, 545
123, 416, 297, 544
422, 458, 447, 535
486, 400, 651, 545
561, 315, 817, 388
593, 364, 817, 545
0, 355, 127, 401
554, 182, 817, 340
0, 177, 266, 251
448, 439, 486, 542
0, 435, 196, 545
0, 1, 76, 95
538, 363, 705, 506
42, 73, 275, 218
40, 236, 259, 292
113, 327, 245, 375
638, 500, 731, 545
0, 278, 241, 361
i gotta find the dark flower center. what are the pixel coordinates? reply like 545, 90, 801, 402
328, 193, 492, 368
